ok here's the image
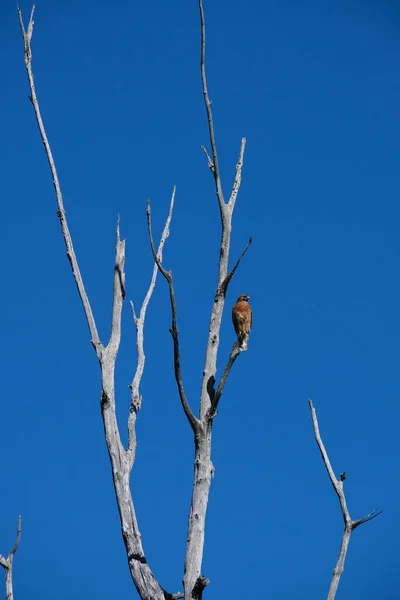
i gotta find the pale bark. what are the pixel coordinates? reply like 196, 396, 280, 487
146, 3, 250, 596
0, 516, 21, 600
308, 400, 382, 600
182, 2, 249, 597
18, 7, 181, 599
18, 3, 251, 599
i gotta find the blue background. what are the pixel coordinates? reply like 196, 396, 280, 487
1, 0, 398, 598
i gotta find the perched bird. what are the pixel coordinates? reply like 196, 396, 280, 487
232, 294, 252, 351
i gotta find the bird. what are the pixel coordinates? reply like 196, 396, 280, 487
232, 294, 252, 351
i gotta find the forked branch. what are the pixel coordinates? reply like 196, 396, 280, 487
127, 192, 176, 466
0, 516, 21, 600
182, 3, 250, 599
147, 196, 200, 434
308, 399, 382, 600
18, 7, 179, 599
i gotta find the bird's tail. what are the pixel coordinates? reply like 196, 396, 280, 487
239, 333, 249, 351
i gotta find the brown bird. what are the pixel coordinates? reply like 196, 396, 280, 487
232, 294, 252, 351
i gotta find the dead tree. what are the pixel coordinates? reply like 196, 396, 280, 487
10, 3, 381, 600
16, 2, 250, 599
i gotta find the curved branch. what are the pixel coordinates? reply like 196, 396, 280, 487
146, 196, 200, 434
17, 5, 102, 356
308, 399, 382, 600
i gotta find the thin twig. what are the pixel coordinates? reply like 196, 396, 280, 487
208, 342, 240, 418
219, 237, 252, 298
127, 190, 176, 466
147, 198, 200, 434
17, 5, 102, 355
200, 145, 215, 172
199, 0, 225, 210
352, 508, 382, 530
308, 399, 382, 600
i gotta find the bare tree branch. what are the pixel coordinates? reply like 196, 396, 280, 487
106, 218, 126, 359
0, 516, 21, 600
200, 145, 214, 173
228, 137, 246, 208
199, 0, 224, 210
308, 399, 382, 600
219, 236, 252, 297
17, 5, 102, 356
308, 399, 350, 526
127, 191, 176, 468
352, 508, 382, 529
8, 518, 21, 559
146, 197, 200, 435
208, 342, 240, 418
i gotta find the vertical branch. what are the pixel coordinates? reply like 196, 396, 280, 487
182, 3, 250, 600
198, 0, 247, 421
199, 0, 224, 211
308, 400, 382, 600
106, 218, 126, 361
0, 516, 21, 600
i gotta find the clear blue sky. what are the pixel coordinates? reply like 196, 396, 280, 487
1, 0, 399, 598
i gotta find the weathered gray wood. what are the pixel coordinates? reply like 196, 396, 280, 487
308, 400, 382, 600
17, 8, 179, 598
18, 4, 250, 599
0, 516, 21, 600
181, 3, 248, 598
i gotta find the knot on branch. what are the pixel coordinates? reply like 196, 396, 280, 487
129, 391, 141, 412
192, 575, 210, 599
101, 391, 109, 408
